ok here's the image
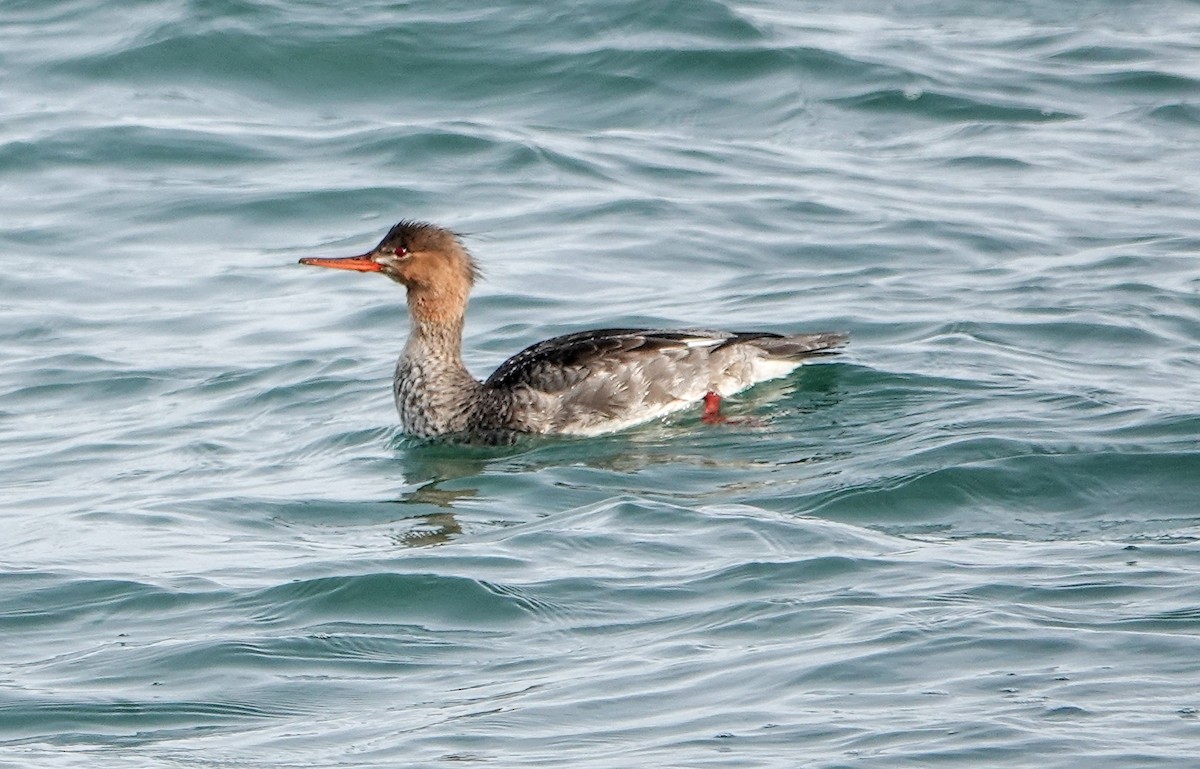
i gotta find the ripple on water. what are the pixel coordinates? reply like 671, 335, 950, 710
3, 1, 1200, 766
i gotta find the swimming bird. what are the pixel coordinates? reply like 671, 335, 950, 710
299, 221, 846, 442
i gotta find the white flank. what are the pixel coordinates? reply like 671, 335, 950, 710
748, 357, 804, 385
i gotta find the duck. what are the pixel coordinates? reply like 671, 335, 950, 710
299, 221, 846, 442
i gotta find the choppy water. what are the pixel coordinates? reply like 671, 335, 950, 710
3, 1, 1200, 766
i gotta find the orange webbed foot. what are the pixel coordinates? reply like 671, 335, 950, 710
701, 391, 765, 427
702, 391, 727, 424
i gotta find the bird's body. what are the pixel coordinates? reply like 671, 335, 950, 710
300, 221, 846, 442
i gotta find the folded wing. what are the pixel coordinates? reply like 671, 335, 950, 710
480, 328, 846, 435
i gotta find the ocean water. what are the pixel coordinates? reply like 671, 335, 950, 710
3, 0, 1200, 766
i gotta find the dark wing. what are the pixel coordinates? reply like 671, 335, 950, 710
484, 328, 743, 393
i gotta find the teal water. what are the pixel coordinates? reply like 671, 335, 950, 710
3, 1, 1200, 766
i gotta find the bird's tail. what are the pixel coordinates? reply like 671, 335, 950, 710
743, 331, 849, 359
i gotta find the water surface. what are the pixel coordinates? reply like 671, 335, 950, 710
2, 1, 1199, 767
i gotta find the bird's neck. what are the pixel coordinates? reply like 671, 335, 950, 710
405, 316, 465, 365
406, 283, 469, 327
393, 284, 486, 436
395, 306, 482, 437
401, 283, 475, 370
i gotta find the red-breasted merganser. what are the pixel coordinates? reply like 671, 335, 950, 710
300, 221, 846, 442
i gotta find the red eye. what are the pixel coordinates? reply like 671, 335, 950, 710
394, 246, 408, 257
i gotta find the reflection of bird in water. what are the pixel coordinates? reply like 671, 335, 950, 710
385, 443, 493, 547
300, 221, 846, 443
391, 511, 462, 548
401, 480, 477, 508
